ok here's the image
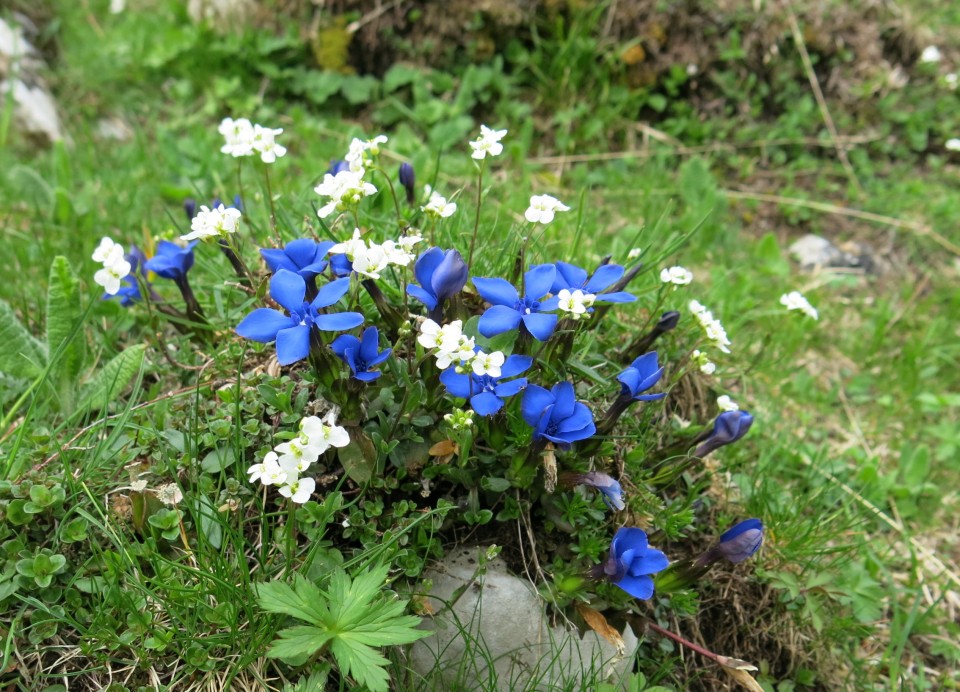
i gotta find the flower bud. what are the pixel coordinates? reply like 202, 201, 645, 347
657, 311, 680, 332
716, 518, 764, 563
328, 159, 350, 175
693, 410, 753, 457
399, 162, 416, 205
184, 198, 197, 221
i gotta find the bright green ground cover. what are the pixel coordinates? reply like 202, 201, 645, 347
1, 1, 959, 690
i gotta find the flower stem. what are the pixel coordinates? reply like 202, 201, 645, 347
263, 164, 282, 246
285, 501, 297, 572
646, 621, 723, 665
467, 163, 484, 268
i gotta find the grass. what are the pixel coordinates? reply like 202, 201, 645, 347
1, 0, 960, 689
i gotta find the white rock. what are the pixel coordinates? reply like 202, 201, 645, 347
788, 234, 843, 269
409, 547, 638, 690
1, 78, 62, 145
187, 0, 255, 27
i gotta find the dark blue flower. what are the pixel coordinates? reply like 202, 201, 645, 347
598, 527, 669, 600
235, 269, 364, 366
717, 519, 764, 563
616, 352, 666, 402
694, 410, 754, 457
551, 261, 636, 304
474, 264, 559, 341
399, 162, 416, 205
144, 240, 198, 280
407, 248, 469, 320
439, 354, 532, 416
521, 381, 596, 449
331, 326, 392, 382
572, 471, 625, 511
260, 239, 335, 281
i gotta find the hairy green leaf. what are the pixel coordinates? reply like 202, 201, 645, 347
76, 344, 145, 414
0, 299, 45, 378
46, 256, 83, 382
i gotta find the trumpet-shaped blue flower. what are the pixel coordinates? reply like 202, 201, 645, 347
474, 264, 559, 341
571, 471, 625, 511
617, 352, 666, 402
331, 326, 391, 382
260, 239, 335, 281
407, 248, 469, 320
439, 354, 532, 416
694, 410, 754, 457
144, 240, 198, 281
235, 270, 363, 365
399, 162, 416, 204
717, 518, 764, 563
598, 527, 669, 600
521, 381, 596, 448
551, 261, 636, 304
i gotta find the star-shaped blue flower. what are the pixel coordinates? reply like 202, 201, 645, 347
260, 238, 335, 282
439, 354, 532, 416
331, 326, 392, 382
551, 261, 636, 304
616, 351, 666, 402
143, 240, 198, 281
474, 264, 560, 341
600, 527, 670, 600
235, 269, 363, 365
521, 381, 596, 449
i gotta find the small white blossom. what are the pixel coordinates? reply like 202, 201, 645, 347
471, 350, 505, 378
779, 290, 819, 320
155, 483, 184, 506
557, 288, 595, 319
945, 73, 958, 89
219, 117, 256, 157
314, 170, 377, 219
249, 451, 288, 486
251, 124, 286, 163
436, 334, 475, 370
689, 299, 732, 353
181, 204, 242, 241
380, 239, 416, 268
345, 135, 388, 173
275, 438, 321, 475
946, 138, 960, 152
398, 234, 423, 252
692, 350, 716, 375
418, 319, 463, 352
92, 237, 124, 264
717, 395, 739, 412
524, 194, 571, 224
278, 477, 316, 504
469, 125, 507, 160
422, 191, 458, 219
660, 266, 694, 286
351, 244, 390, 279
301, 412, 351, 452
627, 248, 643, 260
921, 46, 942, 63
94, 256, 132, 295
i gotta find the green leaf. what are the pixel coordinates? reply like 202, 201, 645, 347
195, 495, 223, 549
255, 575, 331, 626
76, 344, 145, 414
329, 637, 391, 692
200, 446, 233, 473
266, 625, 334, 663
45, 256, 83, 382
338, 429, 377, 484
0, 300, 45, 378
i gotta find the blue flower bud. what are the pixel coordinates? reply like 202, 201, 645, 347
694, 410, 753, 457
717, 518, 764, 563
184, 198, 197, 221
399, 162, 416, 205
407, 248, 469, 321
328, 159, 349, 175
657, 311, 680, 332
571, 471, 625, 511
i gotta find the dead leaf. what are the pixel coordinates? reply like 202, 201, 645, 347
542, 445, 557, 493
575, 603, 625, 655
718, 655, 759, 672
428, 440, 458, 456
722, 666, 764, 692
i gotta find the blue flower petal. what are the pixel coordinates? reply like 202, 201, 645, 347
406, 284, 438, 311
585, 264, 624, 293
236, 308, 293, 342
414, 247, 444, 292
260, 247, 296, 274
539, 296, 560, 312
627, 547, 670, 576
596, 291, 636, 304
636, 392, 667, 402
521, 312, 558, 341
473, 277, 519, 307
367, 349, 391, 368
360, 326, 380, 359
275, 324, 312, 365
471, 391, 503, 416
500, 355, 533, 378
524, 264, 557, 300
314, 311, 364, 332
312, 277, 352, 310
354, 370, 381, 382
611, 527, 649, 559
479, 306, 522, 337
552, 262, 588, 292
492, 378, 526, 397
614, 573, 654, 600
270, 270, 307, 313
331, 334, 360, 360
556, 403, 595, 438
440, 369, 473, 399
550, 382, 577, 421
617, 369, 641, 396
286, 239, 322, 269
521, 385, 554, 427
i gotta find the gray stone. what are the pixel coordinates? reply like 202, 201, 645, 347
409, 547, 638, 690
0, 18, 62, 147
789, 233, 875, 272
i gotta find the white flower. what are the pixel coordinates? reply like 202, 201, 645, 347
251, 124, 286, 163
275, 437, 321, 474
219, 117, 255, 157
418, 319, 463, 352
314, 170, 377, 219
779, 290, 819, 320
471, 350, 505, 378
469, 125, 507, 160
422, 191, 457, 219
660, 266, 693, 286
380, 239, 416, 268
688, 299, 707, 315
328, 228, 367, 259
436, 334, 475, 370
557, 289, 595, 319
921, 46, 942, 63
249, 451, 287, 486
92, 237, 124, 264
181, 204, 242, 241
690, 299, 732, 353
627, 248, 643, 259
524, 194, 570, 224
109, 0, 125, 12
94, 257, 132, 295
301, 412, 350, 452
352, 244, 391, 279
398, 234, 423, 253
946, 138, 960, 152
945, 73, 958, 89
345, 135, 388, 173
155, 483, 184, 506
717, 395, 739, 412
692, 350, 716, 375
279, 477, 316, 504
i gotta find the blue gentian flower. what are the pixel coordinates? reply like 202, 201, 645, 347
551, 261, 636, 304
717, 519, 764, 563
521, 381, 596, 448
144, 240, 198, 281
399, 162, 416, 205
331, 326, 391, 382
616, 352, 666, 402
693, 410, 754, 457
439, 354, 532, 416
572, 471, 625, 511
597, 527, 669, 599
474, 264, 559, 341
235, 269, 364, 366
260, 239, 335, 281
407, 248, 469, 321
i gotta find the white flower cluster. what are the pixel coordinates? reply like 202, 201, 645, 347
345, 135, 388, 173
92, 237, 131, 295
181, 204, 242, 241
417, 319, 505, 376
524, 194, 571, 224
689, 299, 732, 353
921, 46, 941, 64
717, 395, 739, 412
422, 187, 457, 219
328, 229, 422, 280
470, 125, 507, 160
247, 412, 350, 504
315, 170, 378, 219
557, 288, 596, 320
779, 291, 818, 320
691, 349, 716, 375
660, 266, 693, 286
444, 408, 475, 430
219, 117, 287, 163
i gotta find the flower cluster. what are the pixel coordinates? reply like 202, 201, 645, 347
524, 194, 570, 225
660, 265, 693, 286
779, 290, 818, 320
691, 349, 716, 375
315, 171, 378, 219
219, 117, 287, 163
417, 319, 477, 370
345, 135, 388, 173
422, 189, 458, 219
689, 299, 732, 353
469, 125, 507, 160
181, 204, 242, 241
92, 237, 132, 296
328, 229, 422, 279
247, 413, 349, 503
716, 395, 739, 412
